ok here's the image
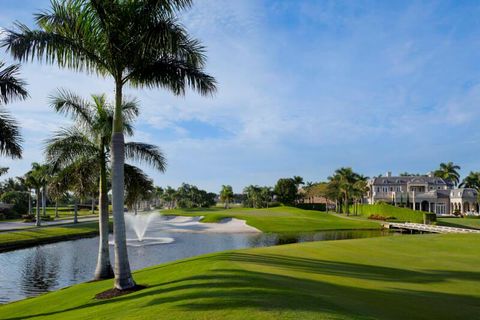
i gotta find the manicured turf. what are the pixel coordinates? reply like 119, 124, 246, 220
437, 217, 480, 230
1, 233, 478, 319
0, 222, 102, 252
353, 204, 425, 222
163, 206, 380, 232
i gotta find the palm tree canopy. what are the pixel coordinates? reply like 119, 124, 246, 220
2, 0, 216, 96
459, 171, 480, 190
0, 61, 28, 104
45, 90, 166, 172
434, 162, 461, 185
0, 109, 23, 158
0, 61, 28, 159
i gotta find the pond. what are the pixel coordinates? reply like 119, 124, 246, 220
0, 228, 395, 304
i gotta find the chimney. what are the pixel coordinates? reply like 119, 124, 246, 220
386, 171, 392, 177
427, 172, 434, 178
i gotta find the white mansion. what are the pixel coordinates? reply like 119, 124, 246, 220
366, 172, 478, 215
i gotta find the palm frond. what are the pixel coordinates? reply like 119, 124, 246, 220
124, 142, 166, 172
0, 61, 28, 104
0, 108, 23, 158
49, 88, 94, 128
44, 127, 98, 169
127, 58, 216, 96
2, 21, 107, 75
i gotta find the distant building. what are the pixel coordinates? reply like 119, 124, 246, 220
367, 171, 478, 215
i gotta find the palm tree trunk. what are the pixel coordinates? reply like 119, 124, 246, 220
28, 191, 31, 215
344, 192, 349, 215
55, 201, 59, 218
35, 189, 41, 227
42, 185, 47, 217
94, 150, 113, 280
112, 80, 135, 290
73, 199, 78, 224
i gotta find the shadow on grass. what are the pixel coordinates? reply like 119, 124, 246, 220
4, 252, 480, 320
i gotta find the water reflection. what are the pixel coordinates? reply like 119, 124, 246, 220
21, 247, 59, 296
0, 229, 394, 303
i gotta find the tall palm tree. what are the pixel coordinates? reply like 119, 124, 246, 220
219, 185, 233, 209
45, 90, 166, 280
434, 162, 461, 186
459, 172, 480, 190
3, 0, 216, 290
0, 61, 28, 158
24, 163, 48, 226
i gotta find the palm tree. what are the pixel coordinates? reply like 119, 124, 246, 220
459, 172, 480, 190
219, 185, 234, 209
328, 168, 361, 215
162, 186, 177, 209
24, 163, 48, 226
4, 0, 216, 290
352, 175, 368, 215
434, 162, 461, 186
0, 61, 28, 158
45, 90, 166, 280
125, 165, 154, 215
292, 176, 304, 188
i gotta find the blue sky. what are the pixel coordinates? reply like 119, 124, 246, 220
1, 0, 480, 192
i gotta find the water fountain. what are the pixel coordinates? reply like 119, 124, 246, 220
110, 212, 174, 247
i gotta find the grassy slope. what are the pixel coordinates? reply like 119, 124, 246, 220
437, 217, 480, 230
1, 234, 479, 320
163, 206, 380, 232
354, 204, 425, 222
0, 222, 102, 252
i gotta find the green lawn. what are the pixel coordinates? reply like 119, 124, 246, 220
0, 222, 103, 252
45, 207, 98, 219
162, 206, 380, 232
437, 217, 480, 230
1, 233, 478, 319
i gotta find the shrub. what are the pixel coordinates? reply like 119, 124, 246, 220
368, 214, 386, 221
423, 213, 437, 225
0, 191, 28, 218
296, 203, 327, 211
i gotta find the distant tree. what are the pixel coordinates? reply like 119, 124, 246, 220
175, 183, 215, 208
292, 176, 304, 188
434, 162, 461, 186
220, 185, 234, 209
259, 187, 273, 208
274, 178, 298, 206
459, 172, 480, 190
124, 165, 154, 215
327, 167, 363, 215
162, 186, 177, 209
24, 163, 48, 226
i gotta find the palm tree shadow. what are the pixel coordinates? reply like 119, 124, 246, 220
3, 252, 479, 320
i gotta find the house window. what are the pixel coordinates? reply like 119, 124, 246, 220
383, 187, 388, 192
390, 187, 393, 191
377, 187, 380, 192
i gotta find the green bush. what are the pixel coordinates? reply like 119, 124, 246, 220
355, 204, 425, 223
296, 203, 327, 211
0, 191, 28, 218
423, 213, 437, 225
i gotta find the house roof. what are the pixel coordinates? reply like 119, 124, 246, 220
371, 176, 447, 185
